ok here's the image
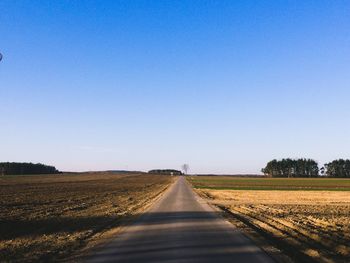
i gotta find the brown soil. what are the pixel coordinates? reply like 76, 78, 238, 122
0, 173, 174, 262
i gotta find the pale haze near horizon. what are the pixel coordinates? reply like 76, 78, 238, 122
1, 1, 349, 174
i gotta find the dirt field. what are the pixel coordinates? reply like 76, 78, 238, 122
0, 173, 174, 262
189, 177, 350, 263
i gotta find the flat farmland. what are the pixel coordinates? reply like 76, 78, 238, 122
188, 176, 350, 263
0, 173, 174, 262
189, 176, 350, 191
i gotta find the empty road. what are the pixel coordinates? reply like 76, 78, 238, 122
87, 176, 274, 263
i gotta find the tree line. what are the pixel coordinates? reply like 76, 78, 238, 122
0, 162, 59, 175
323, 159, 350, 178
148, 169, 183, 175
262, 159, 350, 178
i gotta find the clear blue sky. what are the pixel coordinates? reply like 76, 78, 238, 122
1, 1, 349, 173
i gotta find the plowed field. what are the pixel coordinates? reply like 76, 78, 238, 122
0, 173, 173, 262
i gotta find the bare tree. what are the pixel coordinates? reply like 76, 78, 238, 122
181, 164, 189, 175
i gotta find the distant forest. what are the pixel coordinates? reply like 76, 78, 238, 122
148, 169, 183, 175
262, 159, 350, 178
0, 162, 59, 175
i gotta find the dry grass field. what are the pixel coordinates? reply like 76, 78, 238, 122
189, 176, 350, 263
0, 173, 174, 262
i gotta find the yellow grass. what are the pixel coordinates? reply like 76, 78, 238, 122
203, 190, 350, 205
197, 189, 350, 263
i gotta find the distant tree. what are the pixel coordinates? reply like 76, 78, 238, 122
148, 169, 182, 175
324, 159, 350, 178
320, 166, 325, 177
182, 164, 189, 175
262, 159, 319, 178
0, 162, 59, 175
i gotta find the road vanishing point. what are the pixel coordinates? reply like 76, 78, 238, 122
87, 176, 274, 263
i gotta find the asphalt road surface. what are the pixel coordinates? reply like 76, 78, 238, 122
87, 176, 274, 263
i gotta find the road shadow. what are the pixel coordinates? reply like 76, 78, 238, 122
85, 210, 272, 263
0, 215, 121, 240
0, 211, 221, 240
